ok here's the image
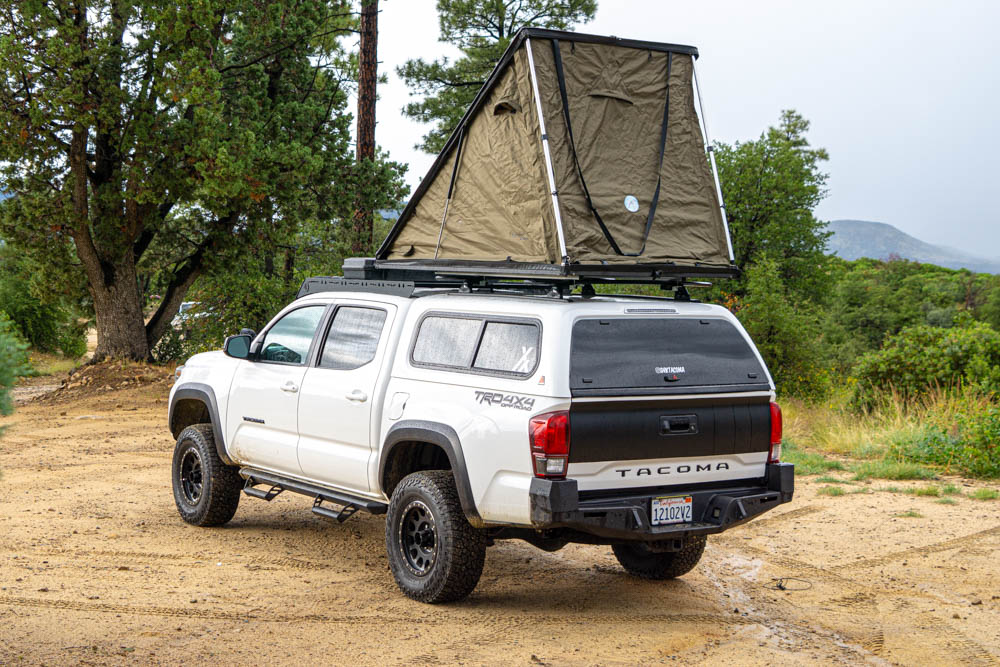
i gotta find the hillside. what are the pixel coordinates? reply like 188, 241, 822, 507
827, 219, 1000, 274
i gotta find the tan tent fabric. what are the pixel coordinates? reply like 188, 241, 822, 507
380, 29, 733, 272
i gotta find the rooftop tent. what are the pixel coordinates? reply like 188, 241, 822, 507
376, 28, 736, 280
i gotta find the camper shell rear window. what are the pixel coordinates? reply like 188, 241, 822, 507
410, 312, 541, 378
570, 317, 769, 396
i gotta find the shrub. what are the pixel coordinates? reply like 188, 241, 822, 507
889, 405, 1000, 479
851, 317, 1000, 410
732, 258, 831, 401
0, 312, 30, 419
0, 261, 87, 358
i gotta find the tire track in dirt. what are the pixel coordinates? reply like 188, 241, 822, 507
0, 595, 767, 630
829, 524, 1000, 573
730, 543, 999, 665
0, 545, 333, 572
743, 504, 821, 528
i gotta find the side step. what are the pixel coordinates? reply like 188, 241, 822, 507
240, 468, 388, 517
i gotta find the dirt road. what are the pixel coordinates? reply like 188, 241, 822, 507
2, 375, 999, 665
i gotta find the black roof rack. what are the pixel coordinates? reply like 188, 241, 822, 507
289, 258, 719, 300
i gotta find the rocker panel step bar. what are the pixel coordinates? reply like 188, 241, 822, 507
240, 468, 388, 515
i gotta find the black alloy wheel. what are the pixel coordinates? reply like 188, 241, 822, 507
179, 447, 204, 505
398, 499, 438, 576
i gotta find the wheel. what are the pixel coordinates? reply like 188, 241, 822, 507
385, 470, 487, 603
171, 424, 241, 527
612, 536, 707, 580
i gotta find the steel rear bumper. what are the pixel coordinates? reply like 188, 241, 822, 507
529, 462, 794, 542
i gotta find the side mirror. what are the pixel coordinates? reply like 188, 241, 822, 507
224, 334, 252, 359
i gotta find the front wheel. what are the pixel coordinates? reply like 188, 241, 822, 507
612, 536, 707, 580
385, 470, 486, 603
171, 424, 241, 527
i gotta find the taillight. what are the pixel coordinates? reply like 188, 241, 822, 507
529, 411, 570, 478
769, 401, 782, 463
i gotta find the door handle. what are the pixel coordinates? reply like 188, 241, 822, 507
280, 381, 299, 393
345, 389, 368, 403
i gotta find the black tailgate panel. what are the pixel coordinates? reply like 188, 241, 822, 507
569, 396, 770, 463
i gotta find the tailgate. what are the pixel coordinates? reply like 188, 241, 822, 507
568, 394, 772, 491
567, 316, 773, 491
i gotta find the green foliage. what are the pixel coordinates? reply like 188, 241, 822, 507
889, 405, 1000, 479
731, 257, 830, 400
970, 488, 998, 500
0, 247, 87, 358
398, 0, 596, 153
0, 312, 30, 419
0, 1, 407, 360
713, 110, 831, 300
817, 486, 845, 496
851, 317, 1000, 410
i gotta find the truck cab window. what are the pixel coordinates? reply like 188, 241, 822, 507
259, 306, 325, 365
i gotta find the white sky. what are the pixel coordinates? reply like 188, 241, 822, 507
369, 0, 1000, 257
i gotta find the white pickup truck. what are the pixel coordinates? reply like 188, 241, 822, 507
168, 276, 793, 602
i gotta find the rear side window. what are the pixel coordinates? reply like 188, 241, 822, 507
411, 314, 540, 377
319, 307, 387, 370
570, 317, 768, 396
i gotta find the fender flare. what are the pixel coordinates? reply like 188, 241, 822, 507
379, 420, 482, 526
168, 383, 234, 466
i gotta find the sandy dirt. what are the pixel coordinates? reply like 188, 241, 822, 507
2, 376, 999, 666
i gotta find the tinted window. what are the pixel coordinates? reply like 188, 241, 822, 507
260, 306, 325, 364
473, 322, 539, 374
570, 317, 767, 395
319, 307, 387, 370
412, 316, 481, 367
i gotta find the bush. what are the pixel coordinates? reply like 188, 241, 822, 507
0, 312, 30, 419
889, 405, 1000, 478
0, 259, 87, 358
851, 317, 1000, 410
732, 258, 831, 401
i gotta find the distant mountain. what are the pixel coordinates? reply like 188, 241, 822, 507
826, 219, 1000, 274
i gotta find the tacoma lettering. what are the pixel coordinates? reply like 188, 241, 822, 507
616, 462, 731, 478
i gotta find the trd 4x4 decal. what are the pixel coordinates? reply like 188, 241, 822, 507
474, 391, 535, 411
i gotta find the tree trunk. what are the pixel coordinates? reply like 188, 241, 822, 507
350, 0, 378, 255
87, 253, 150, 362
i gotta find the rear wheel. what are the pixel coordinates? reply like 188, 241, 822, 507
171, 424, 241, 526
385, 470, 486, 603
612, 536, 707, 580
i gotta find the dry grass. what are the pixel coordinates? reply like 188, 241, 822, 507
783, 387, 992, 460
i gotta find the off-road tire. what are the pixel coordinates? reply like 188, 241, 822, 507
171, 424, 241, 527
612, 536, 707, 580
385, 470, 487, 603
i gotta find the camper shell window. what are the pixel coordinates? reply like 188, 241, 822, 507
410, 312, 541, 378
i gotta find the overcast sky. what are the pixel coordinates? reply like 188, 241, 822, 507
370, 0, 1000, 257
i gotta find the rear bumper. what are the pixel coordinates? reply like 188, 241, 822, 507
529, 462, 794, 542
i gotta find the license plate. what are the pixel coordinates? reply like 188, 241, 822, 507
651, 495, 693, 526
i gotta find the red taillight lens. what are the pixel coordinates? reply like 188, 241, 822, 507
769, 401, 782, 463
529, 411, 570, 478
